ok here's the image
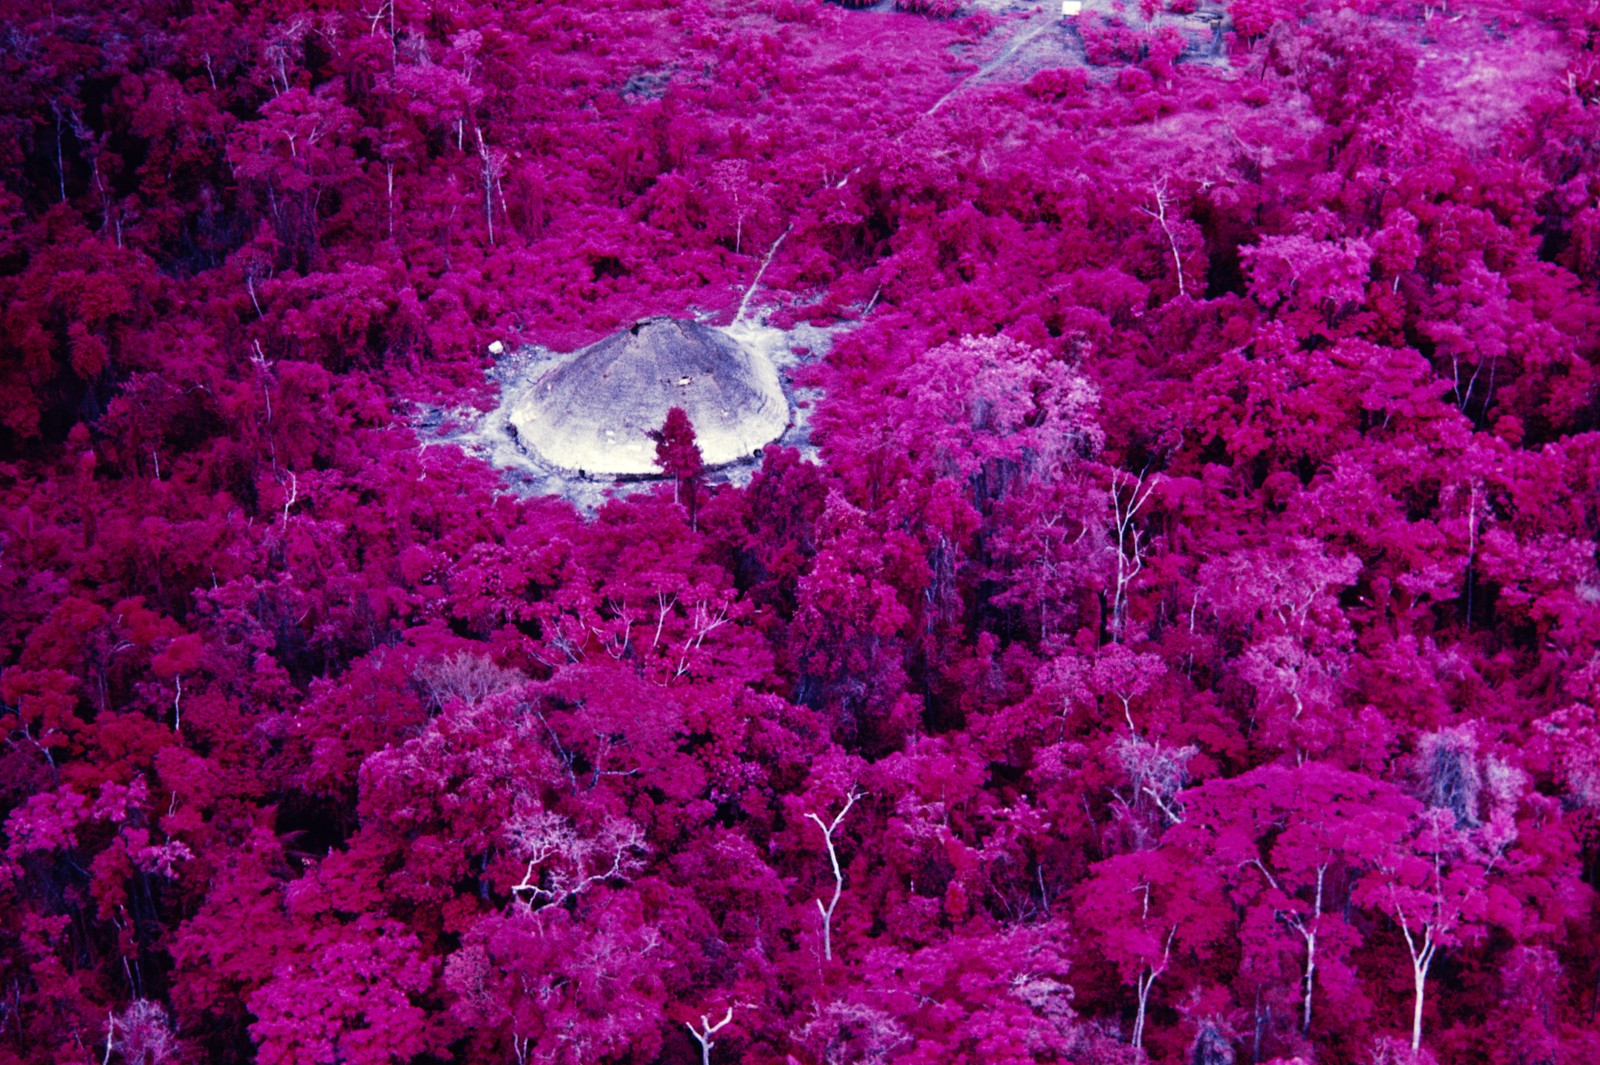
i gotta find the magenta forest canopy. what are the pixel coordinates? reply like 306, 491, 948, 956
1, 0, 1599, 1063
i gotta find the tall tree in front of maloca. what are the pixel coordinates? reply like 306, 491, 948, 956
651, 406, 705, 523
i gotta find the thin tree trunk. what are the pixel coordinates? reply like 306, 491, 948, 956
1401, 924, 1436, 1053
1132, 926, 1175, 1052
1252, 989, 1263, 1065
1412, 962, 1427, 1051
1301, 865, 1325, 1033
1302, 930, 1317, 1032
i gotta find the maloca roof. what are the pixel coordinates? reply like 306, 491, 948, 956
509, 317, 789, 476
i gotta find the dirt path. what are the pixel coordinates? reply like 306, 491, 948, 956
927, 8, 1058, 114
735, 224, 793, 325
735, 9, 1060, 321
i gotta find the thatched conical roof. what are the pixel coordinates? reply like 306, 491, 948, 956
510, 318, 789, 475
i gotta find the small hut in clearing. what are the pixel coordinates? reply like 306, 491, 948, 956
509, 317, 789, 476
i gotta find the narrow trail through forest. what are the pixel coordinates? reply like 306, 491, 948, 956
737, 9, 1057, 320
928, 9, 1056, 113
734, 224, 793, 324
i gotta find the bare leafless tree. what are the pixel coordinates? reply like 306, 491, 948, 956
686, 1006, 735, 1065
1109, 469, 1157, 643
1138, 176, 1187, 297
806, 788, 862, 962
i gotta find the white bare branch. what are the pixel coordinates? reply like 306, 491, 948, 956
1109, 469, 1157, 643
686, 1005, 736, 1065
1137, 176, 1187, 297
805, 788, 862, 962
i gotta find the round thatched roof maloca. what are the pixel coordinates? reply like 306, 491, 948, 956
509, 318, 789, 476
